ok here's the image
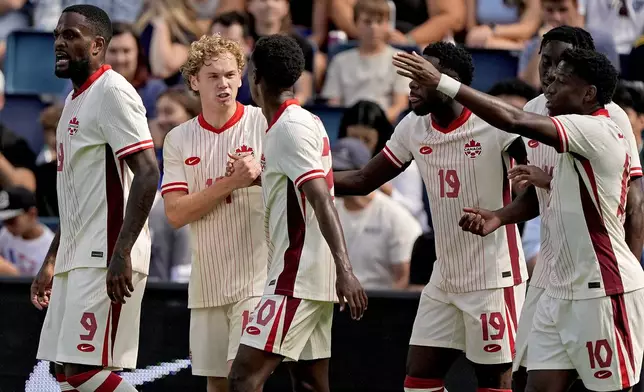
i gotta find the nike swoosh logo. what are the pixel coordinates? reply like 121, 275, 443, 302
26, 359, 192, 390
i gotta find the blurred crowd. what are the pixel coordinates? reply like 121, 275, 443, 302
0, 0, 644, 291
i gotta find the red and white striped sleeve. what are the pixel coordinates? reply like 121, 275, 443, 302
383, 115, 413, 169
160, 130, 189, 196
99, 85, 154, 160
275, 121, 326, 189
550, 114, 611, 157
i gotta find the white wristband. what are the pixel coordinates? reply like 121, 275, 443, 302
437, 73, 461, 99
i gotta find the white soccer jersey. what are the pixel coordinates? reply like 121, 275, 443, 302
55, 65, 152, 275
161, 103, 268, 308
261, 99, 336, 302
523, 95, 643, 290
384, 109, 527, 293
546, 110, 644, 299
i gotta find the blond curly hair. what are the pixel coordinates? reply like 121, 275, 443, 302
181, 34, 246, 94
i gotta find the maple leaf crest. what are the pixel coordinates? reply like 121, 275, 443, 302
463, 139, 482, 158
236, 145, 254, 154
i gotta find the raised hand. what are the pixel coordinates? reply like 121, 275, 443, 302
392, 51, 442, 88
458, 207, 502, 237
508, 165, 552, 190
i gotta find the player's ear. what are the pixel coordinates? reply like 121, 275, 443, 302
189, 75, 199, 93
93, 36, 105, 57
585, 84, 598, 105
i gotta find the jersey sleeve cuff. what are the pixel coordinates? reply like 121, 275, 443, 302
550, 117, 568, 153
161, 181, 189, 195
294, 169, 326, 188
630, 167, 643, 179
115, 139, 155, 159
382, 146, 404, 168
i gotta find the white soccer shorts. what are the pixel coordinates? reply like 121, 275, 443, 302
410, 281, 526, 365
513, 285, 545, 372
37, 268, 147, 369
190, 296, 262, 377
528, 290, 644, 391
239, 295, 332, 361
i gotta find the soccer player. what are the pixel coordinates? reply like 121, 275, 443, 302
227, 34, 367, 392
334, 42, 529, 392
396, 47, 644, 391
501, 26, 644, 392
30, 5, 160, 392
160, 34, 267, 392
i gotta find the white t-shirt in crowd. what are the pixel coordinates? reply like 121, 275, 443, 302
0, 225, 55, 276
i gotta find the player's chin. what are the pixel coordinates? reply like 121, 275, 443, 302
54, 67, 72, 79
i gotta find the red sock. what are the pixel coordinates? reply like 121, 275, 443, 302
477, 389, 512, 392
66, 369, 136, 391
404, 376, 445, 391
56, 373, 78, 392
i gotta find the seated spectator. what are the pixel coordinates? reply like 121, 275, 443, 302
339, 100, 429, 230
583, 0, 644, 54
107, 23, 167, 118
247, 0, 314, 104
149, 191, 191, 282
613, 82, 644, 152
0, 0, 29, 63
0, 70, 37, 192
518, 0, 619, 89
35, 103, 63, 217
465, 0, 541, 50
34, 0, 143, 27
151, 87, 201, 181
211, 11, 255, 105
0, 187, 55, 276
333, 138, 421, 290
330, 0, 465, 48
135, 0, 204, 85
487, 78, 537, 108
290, 0, 329, 50
322, 0, 409, 123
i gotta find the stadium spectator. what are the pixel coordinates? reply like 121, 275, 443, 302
150, 87, 201, 179
135, 0, 204, 85
0, 0, 29, 63
148, 191, 191, 282
583, 0, 644, 54
210, 11, 254, 104
518, 0, 619, 89
613, 82, 644, 152
290, 0, 330, 49
0, 187, 55, 277
106, 23, 167, 118
0, 70, 37, 192
465, 0, 541, 50
338, 100, 428, 230
487, 78, 538, 108
34, 103, 62, 217
333, 137, 421, 290
322, 0, 409, 123
33, 0, 144, 29
247, 0, 315, 104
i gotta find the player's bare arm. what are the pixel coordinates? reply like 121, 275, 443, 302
333, 152, 406, 196
459, 185, 539, 236
624, 178, 644, 257
107, 148, 159, 304
508, 165, 552, 190
30, 229, 60, 310
300, 178, 368, 320
164, 155, 261, 228
393, 52, 560, 146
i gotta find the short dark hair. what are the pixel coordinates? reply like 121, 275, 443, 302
251, 34, 304, 91
63, 4, 113, 44
540, 26, 594, 53
612, 82, 635, 110
488, 79, 538, 101
339, 100, 394, 156
212, 11, 251, 39
560, 48, 618, 105
422, 42, 474, 86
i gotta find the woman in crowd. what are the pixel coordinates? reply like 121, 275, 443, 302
338, 100, 429, 230
465, 0, 541, 49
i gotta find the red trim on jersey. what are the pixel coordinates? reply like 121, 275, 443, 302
403, 376, 444, 389
105, 146, 124, 265
431, 108, 472, 134
115, 139, 154, 159
502, 164, 522, 285
67, 369, 102, 387
110, 303, 122, 361
611, 294, 635, 390
161, 181, 188, 189
281, 297, 302, 345
95, 372, 122, 392
503, 286, 517, 357
382, 146, 404, 168
161, 186, 189, 196
630, 167, 643, 179
55, 373, 66, 382
198, 102, 245, 134
591, 108, 610, 117
265, 297, 285, 352
576, 161, 624, 294
102, 306, 111, 366
266, 99, 300, 132
294, 169, 326, 189
550, 117, 568, 153
275, 180, 305, 296
72, 65, 112, 100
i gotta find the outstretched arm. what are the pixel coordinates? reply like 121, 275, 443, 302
334, 152, 406, 196
393, 52, 560, 147
624, 178, 644, 257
